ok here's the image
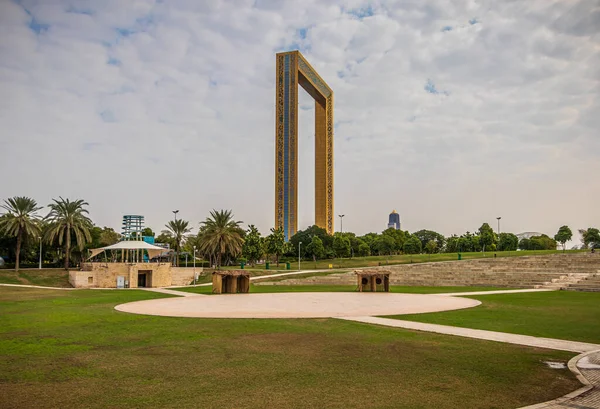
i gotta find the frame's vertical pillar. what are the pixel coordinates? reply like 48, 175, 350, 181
325, 94, 334, 236
276, 50, 333, 240
315, 100, 327, 229
275, 54, 285, 239
289, 54, 298, 239
275, 53, 299, 241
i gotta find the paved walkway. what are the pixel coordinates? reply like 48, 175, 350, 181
140, 288, 201, 297
172, 268, 347, 288
336, 316, 600, 353
520, 349, 600, 408
0, 283, 76, 290
436, 288, 555, 297
337, 316, 600, 408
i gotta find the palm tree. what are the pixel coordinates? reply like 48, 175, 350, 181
164, 219, 191, 266
199, 209, 244, 269
0, 197, 42, 271
44, 197, 93, 270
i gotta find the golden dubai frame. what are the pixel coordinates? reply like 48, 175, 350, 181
275, 50, 334, 241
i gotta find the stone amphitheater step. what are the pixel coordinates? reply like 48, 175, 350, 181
567, 286, 600, 290
534, 273, 593, 289
564, 273, 600, 292
256, 253, 600, 288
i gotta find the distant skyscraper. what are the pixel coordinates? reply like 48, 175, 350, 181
387, 210, 401, 230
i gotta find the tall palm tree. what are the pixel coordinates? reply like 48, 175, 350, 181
0, 197, 42, 271
199, 209, 244, 269
164, 219, 191, 266
44, 197, 93, 270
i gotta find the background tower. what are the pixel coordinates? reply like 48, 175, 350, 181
387, 210, 401, 230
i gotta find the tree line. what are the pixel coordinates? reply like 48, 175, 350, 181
269, 223, 598, 265
0, 197, 249, 271
2, 195, 599, 271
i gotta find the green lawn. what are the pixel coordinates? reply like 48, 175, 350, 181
391, 291, 600, 344
0, 287, 579, 409
219, 249, 585, 271
175, 284, 507, 295
0, 268, 71, 287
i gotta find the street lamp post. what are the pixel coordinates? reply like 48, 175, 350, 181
172, 210, 179, 266
38, 236, 42, 269
496, 216, 502, 253
298, 242, 302, 271
338, 214, 345, 233
193, 245, 197, 285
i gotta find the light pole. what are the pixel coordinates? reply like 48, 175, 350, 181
338, 214, 345, 233
172, 210, 179, 266
496, 216, 502, 253
38, 236, 42, 269
193, 245, 197, 285
298, 242, 302, 271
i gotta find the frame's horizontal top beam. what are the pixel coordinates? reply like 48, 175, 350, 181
276, 50, 332, 98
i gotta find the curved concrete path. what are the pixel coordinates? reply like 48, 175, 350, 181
520, 349, 600, 409
140, 288, 200, 297
336, 317, 600, 408
168, 268, 354, 288
336, 316, 600, 353
0, 283, 76, 290
115, 292, 481, 318
436, 288, 555, 297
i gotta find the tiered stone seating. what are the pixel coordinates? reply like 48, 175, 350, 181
257, 253, 600, 288
565, 273, 600, 292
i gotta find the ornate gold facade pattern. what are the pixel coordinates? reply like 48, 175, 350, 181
275, 50, 334, 240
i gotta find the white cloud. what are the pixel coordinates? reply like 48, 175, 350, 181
0, 0, 598, 242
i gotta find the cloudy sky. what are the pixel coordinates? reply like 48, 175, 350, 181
1, 0, 598, 242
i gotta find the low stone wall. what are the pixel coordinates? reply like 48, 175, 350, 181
69, 270, 96, 288
171, 267, 203, 286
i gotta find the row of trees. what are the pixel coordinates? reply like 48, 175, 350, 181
233, 223, 597, 266
235, 223, 598, 265
0, 196, 251, 271
2, 195, 599, 270
0, 197, 97, 271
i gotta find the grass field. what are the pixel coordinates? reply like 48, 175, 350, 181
0, 287, 581, 409
391, 291, 600, 344
0, 268, 71, 288
176, 284, 507, 295
220, 249, 585, 271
